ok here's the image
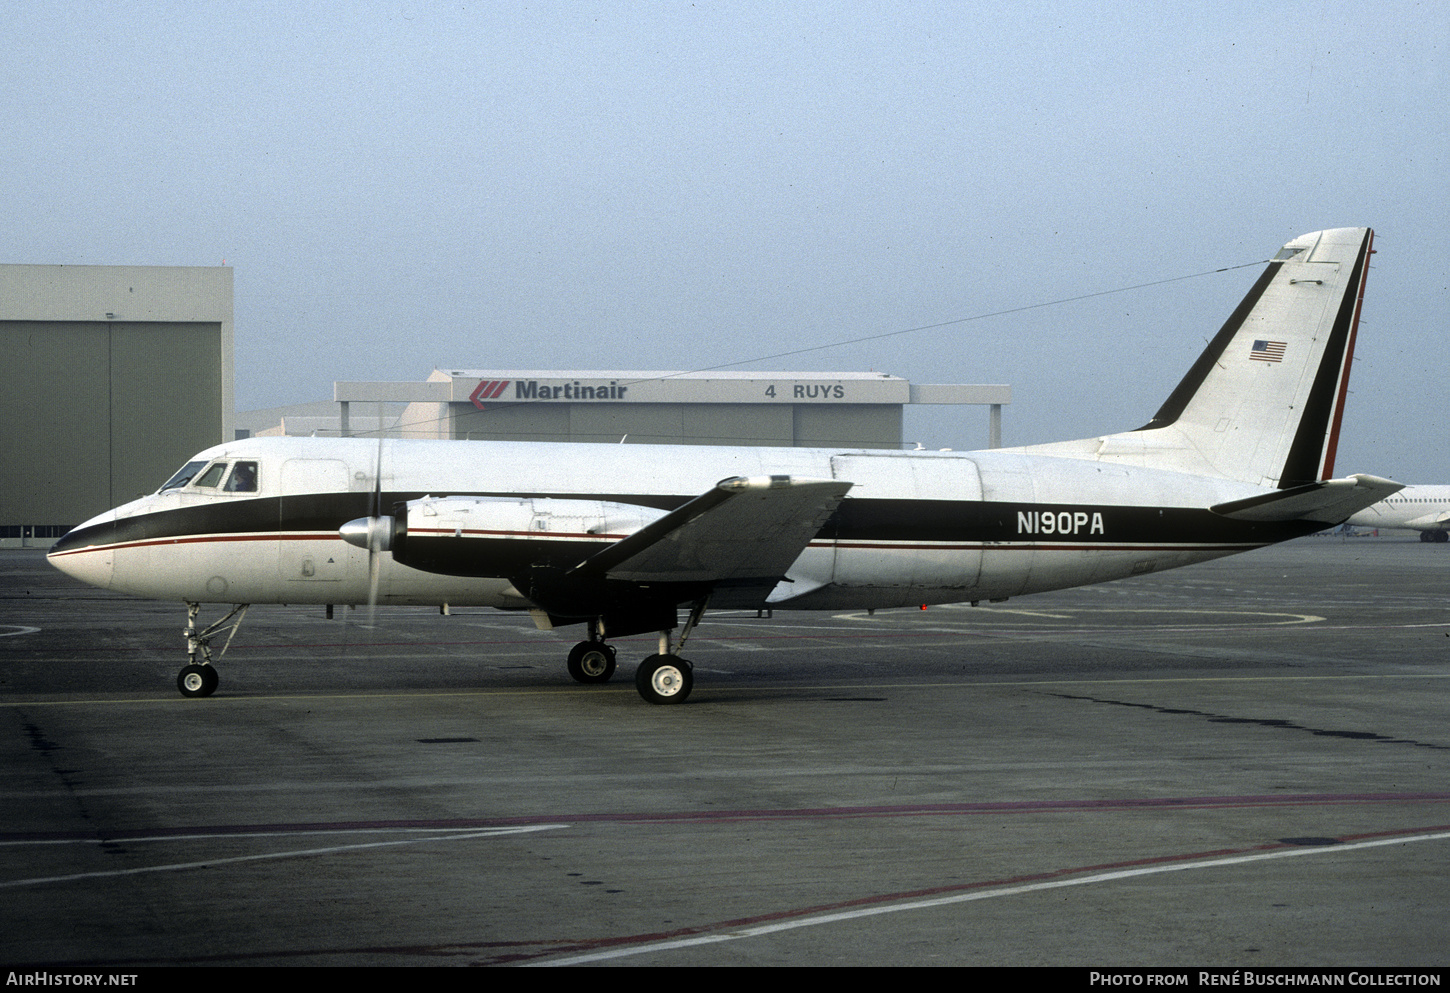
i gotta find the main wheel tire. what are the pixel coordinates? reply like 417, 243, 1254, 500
635, 653, 693, 705
177, 664, 218, 698
1436, 531, 1449, 544
567, 641, 617, 683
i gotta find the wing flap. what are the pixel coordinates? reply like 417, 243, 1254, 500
1210, 473, 1402, 524
570, 475, 851, 584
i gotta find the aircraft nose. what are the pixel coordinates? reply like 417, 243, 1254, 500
46, 510, 123, 590
47, 538, 115, 590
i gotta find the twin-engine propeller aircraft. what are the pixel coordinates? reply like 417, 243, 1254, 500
49, 227, 1396, 704
1344, 485, 1450, 541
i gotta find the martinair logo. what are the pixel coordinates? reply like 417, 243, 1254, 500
469, 380, 510, 409
471, 379, 631, 409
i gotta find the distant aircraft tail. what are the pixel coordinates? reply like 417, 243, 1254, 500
1024, 227, 1375, 489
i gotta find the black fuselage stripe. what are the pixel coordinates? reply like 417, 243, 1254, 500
50, 494, 1317, 557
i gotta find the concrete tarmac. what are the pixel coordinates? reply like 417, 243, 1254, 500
1, 536, 1447, 967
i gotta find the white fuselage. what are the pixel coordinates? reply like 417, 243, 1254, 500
1345, 485, 1450, 533
48, 435, 1304, 613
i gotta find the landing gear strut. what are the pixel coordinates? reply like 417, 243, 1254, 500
177, 602, 250, 698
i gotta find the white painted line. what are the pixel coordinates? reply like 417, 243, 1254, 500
532, 829, 1450, 966
0, 625, 40, 637
942, 606, 1075, 618
0, 825, 558, 848
716, 640, 768, 652
0, 824, 568, 890
832, 607, 1326, 626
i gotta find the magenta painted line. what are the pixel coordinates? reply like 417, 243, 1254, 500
7, 793, 1448, 844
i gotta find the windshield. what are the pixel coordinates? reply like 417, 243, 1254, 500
194, 462, 228, 488
160, 460, 207, 492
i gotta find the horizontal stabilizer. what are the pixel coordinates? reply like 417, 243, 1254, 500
570, 475, 851, 584
1210, 474, 1402, 524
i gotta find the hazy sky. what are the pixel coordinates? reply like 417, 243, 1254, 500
5, 2, 1446, 478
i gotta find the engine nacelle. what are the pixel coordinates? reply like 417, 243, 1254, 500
385, 494, 667, 578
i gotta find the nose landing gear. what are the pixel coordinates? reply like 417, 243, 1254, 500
176, 602, 250, 698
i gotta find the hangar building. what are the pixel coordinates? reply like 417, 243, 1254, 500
1, 264, 233, 544
1, 263, 1006, 546
242, 369, 1011, 451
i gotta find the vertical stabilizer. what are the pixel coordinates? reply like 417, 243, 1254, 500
1023, 227, 1373, 487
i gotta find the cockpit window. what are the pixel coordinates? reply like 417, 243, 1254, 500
223, 461, 259, 493
160, 460, 208, 492
194, 462, 228, 488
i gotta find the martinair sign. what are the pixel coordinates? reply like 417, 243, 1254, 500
468, 378, 631, 406
455, 372, 912, 409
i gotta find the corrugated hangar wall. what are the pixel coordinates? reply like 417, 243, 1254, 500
353, 369, 937, 449
445, 401, 902, 447
0, 265, 232, 537
330, 372, 1006, 449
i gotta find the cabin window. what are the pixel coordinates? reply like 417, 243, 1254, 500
224, 461, 259, 493
194, 462, 228, 488
160, 460, 207, 492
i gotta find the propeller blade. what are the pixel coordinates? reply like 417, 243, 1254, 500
367, 429, 385, 626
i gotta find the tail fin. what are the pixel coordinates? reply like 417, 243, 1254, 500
1025, 227, 1374, 487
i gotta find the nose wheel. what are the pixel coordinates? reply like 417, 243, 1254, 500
177, 664, 219, 698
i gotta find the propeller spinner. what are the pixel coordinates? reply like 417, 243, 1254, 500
339, 515, 395, 552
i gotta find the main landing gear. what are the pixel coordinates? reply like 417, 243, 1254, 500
564, 599, 707, 705
566, 640, 618, 683
176, 602, 250, 698
565, 636, 692, 704
635, 651, 693, 705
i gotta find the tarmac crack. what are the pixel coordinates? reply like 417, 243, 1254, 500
12, 711, 133, 856
1044, 692, 1450, 751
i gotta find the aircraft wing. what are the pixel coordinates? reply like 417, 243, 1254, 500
568, 475, 851, 585
1210, 473, 1403, 524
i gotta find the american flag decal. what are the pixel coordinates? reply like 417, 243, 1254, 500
1250, 340, 1286, 363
